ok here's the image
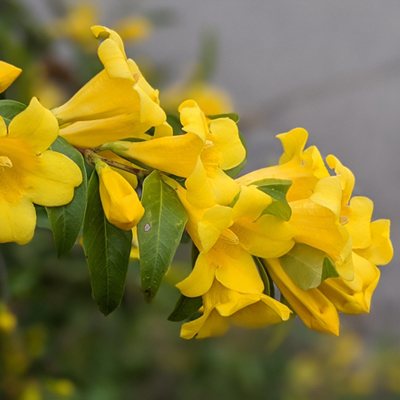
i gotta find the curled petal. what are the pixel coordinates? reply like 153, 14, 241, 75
0, 197, 36, 245
265, 258, 340, 335
0, 61, 22, 93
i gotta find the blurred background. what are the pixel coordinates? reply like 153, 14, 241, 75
1, 0, 399, 399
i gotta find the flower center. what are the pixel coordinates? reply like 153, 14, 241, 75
219, 228, 240, 245
0, 156, 13, 168
339, 216, 349, 226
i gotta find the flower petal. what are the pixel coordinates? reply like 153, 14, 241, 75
24, 151, 82, 206
0, 61, 22, 93
9, 97, 58, 153
265, 258, 339, 335
355, 219, 393, 266
0, 197, 36, 245
208, 118, 245, 170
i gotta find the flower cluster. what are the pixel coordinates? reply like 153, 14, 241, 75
0, 26, 393, 339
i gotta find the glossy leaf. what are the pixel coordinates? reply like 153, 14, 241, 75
168, 295, 203, 322
256, 258, 275, 298
280, 243, 339, 291
138, 171, 188, 302
46, 137, 87, 257
82, 172, 132, 316
0, 99, 26, 124
207, 112, 240, 123
253, 179, 292, 221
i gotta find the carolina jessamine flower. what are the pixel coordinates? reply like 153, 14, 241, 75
0, 98, 82, 244
0, 60, 22, 93
95, 159, 144, 230
162, 81, 233, 116
164, 177, 296, 298
53, 25, 168, 148
108, 100, 246, 207
238, 128, 353, 280
243, 128, 393, 334
181, 279, 291, 339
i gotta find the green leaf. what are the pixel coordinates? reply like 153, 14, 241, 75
0, 99, 27, 124
207, 113, 240, 123
138, 171, 188, 302
82, 172, 132, 316
252, 179, 292, 221
35, 205, 51, 230
166, 114, 183, 135
46, 137, 88, 257
279, 243, 339, 291
255, 258, 275, 298
168, 295, 202, 322
224, 131, 247, 178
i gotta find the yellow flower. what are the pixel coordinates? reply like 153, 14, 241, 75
110, 100, 246, 207
238, 128, 353, 279
180, 100, 245, 207
114, 16, 152, 43
265, 257, 340, 335
237, 127, 329, 202
53, 25, 167, 148
238, 127, 393, 334
162, 81, 233, 116
164, 177, 296, 297
0, 98, 82, 244
0, 60, 22, 93
49, 3, 98, 48
181, 279, 291, 339
95, 160, 144, 230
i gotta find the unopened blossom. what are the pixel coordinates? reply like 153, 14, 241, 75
95, 160, 144, 230
0, 60, 22, 93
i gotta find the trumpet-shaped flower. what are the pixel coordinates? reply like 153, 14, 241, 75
53, 25, 167, 148
237, 128, 329, 202
181, 279, 291, 339
0, 60, 22, 93
164, 177, 296, 298
109, 100, 246, 207
264, 258, 340, 335
180, 100, 245, 207
237, 127, 393, 334
95, 160, 144, 230
238, 128, 353, 280
0, 98, 82, 244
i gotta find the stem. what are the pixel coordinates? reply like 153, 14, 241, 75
82, 149, 151, 180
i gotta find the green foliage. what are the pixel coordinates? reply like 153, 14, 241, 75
279, 243, 339, 291
207, 112, 240, 123
46, 137, 88, 257
138, 171, 188, 302
255, 258, 275, 298
252, 179, 292, 221
168, 294, 202, 321
0, 99, 27, 124
82, 172, 132, 316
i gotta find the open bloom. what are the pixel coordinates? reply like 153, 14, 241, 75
164, 177, 296, 298
95, 160, 144, 230
0, 98, 82, 244
238, 128, 353, 280
0, 60, 22, 93
53, 25, 168, 148
108, 100, 246, 207
242, 128, 393, 334
181, 279, 291, 339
